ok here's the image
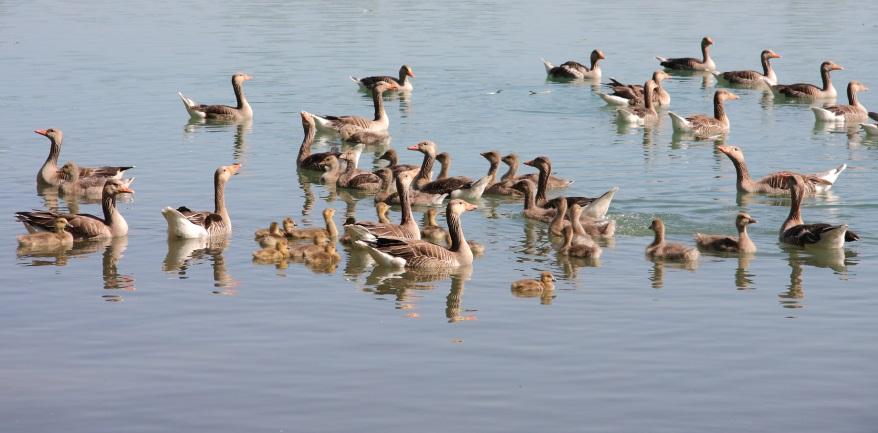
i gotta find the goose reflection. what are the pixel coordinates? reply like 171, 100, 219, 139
647, 258, 697, 289
163, 236, 237, 293
778, 247, 857, 310
102, 237, 134, 300
183, 118, 252, 163
735, 189, 840, 208
361, 265, 475, 321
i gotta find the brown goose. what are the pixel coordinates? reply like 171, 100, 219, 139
558, 225, 602, 258
548, 196, 571, 236
178, 73, 253, 120
415, 148, 492, 202
421, 208, 450, 244
772, 61, 843, 100
357, 199, 477, 269
289, 233, 331, 260
435, 152, 451, 180
256, 222, 286, 248
17, 179, 133, 239
58, 161, 112, 198
351, 65, 415, 91
336, 150, 381, 191
526, 156, 618, 219
378, 148, 419, 172
511, 271, 556, 294
512, 179, 555, 223
500, 153, 571, 188
779, 175, 859, 249
317, 154, 344, 184
600, 70, 671, 106
373, 167, 395, 203
543, 49, 605, 80
345, 168, 421, 242
617, 80, 659, 125
695, 213, 757, 254
297, 112, 338, 170
408, 140, 438, 189
646, 218, 700, 262
812, 81, 869, 123
483, 151, 522, 196
713, 49, 782, 86
379, 167, 448, 206
34, 128, 133, 187
569, 202, 615, 238
716, 145, 846, 194
252, 240, 290, 263
17, 217, 74, 249
669, 89, 739, 138
161, 163, 241, 239
656, 36, 716, 71
310, 81, 392, 134
288, 208, 338, 240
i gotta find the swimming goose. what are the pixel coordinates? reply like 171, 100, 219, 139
512, 179, 555, 223
657, 36, 716, 71
252, 240, 290, 262
617, 80, 659, 125
861, 112, 878, 135
34, 128, 133, 186
310, 81, 392, 134
600, 70, 671, 106
713, 49, 781, 86
162, 164, 240, 239
178, 73, 253, 120
289, 208, 338, 240
780, 175, 859, 249
351, 64, 415, 91
421, 208, 450, 244
771, 61, 843, 100
483, 151, 522, 196
379, 168, 448, 206
373, 168, 395, 203
434, 152, 452, 180
297, 112, 338, 170
646, 218, 700, 262
416, 150, 492, 201
288, 233, 331, 260
569, 202, 615, 238
345, 169, 421, 242
669, 89, 739, 138
304, 242, 342, 268
559, 225, 602, 258
256, 222, 287, 248
356, 199, 477, 269
17, 179, 133, 239
526, 156, 618, 219
811, 81, 869, 123
548, 196, 571, 236
511, 271, 556, 294
17, 217, 74, 249
716, 145, 846, 194
336, 150, 381, 191
695, 213, 757, 253
500, 153, 571, 188
376, 202, 392, 224
378, 148, 419, 172
58, 161, 111, 198
543, 49, 605, 80
408, 140, 438, 189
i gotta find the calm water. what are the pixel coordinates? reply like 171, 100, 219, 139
2, 1, 877, 432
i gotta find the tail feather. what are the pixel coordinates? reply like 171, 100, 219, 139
541, 58, 555, 74
668, 112, 691, 131
350, 75, 362, 85
811, 106, 842, 122
161, 206, 206, 239
344, 224, 377, 243
177, 91, 205, 119
861, 123, 878, 135
655, 56, 668, 63
814, 163, 847, 185
598, 92, 629, 106
582, 186, 619, 219
616, 108, 641, 124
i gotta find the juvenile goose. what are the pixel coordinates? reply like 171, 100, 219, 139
695, 213, 758, 253
558, 225, 602, 258
512, 179, 555, 223
780, 175, 859, 249
310, 81, 392, 134
252, 240, 290, 262
713, 49, 782, 86
317, 154, 344, 184
17, 179, 133, 239
717, 145, 846, 194
345, 169, 421, 242
772, 61, 844, 100
669, 89, 739, 138
17, 218, 74, 249
483, 151, 522, 196
543, 49, 605, 80
657, 36, 716, 71
297, 112, 338, 170
420, 208, 449, 243
646, 218, 700, 262
548, 197, 571, 236
501, 153, 571, 188
373, 168, 395, 204
570, 202, 615, 238
256, 218, 297, 239
178, 73, 253, 120
617, 80, 659, 125
416, 150, 491, 202
600, 70, 671, 106
357, 199, 477, 269
161, 164, 241, 239
526, 156, 618, 219
256, 222, 286, 248
34, 128, 133, 187
58, 161, 110, 198
351, 64, 415, 91
282, 217, 297, 236
812, 81, 869, 123
434, 152, 452, 180
376, 202, 392, 224
289, 208, 338, 240
378, 149, 419, 172
510, 271, 556, 294
288, 232, 331, 260
304, 242, 342, 267
336, 150, 382, 191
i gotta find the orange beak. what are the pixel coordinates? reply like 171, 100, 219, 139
118, 187, 135, 194
229, 163, 242, 174
408, 70, 416, 78
243, 74, 253, 80
34, 129, 49, 136
464, 203, 478, 211
406, 145, 419, 151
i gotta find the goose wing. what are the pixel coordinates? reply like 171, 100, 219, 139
419, 176, 474, 195
371, 237, 456, 267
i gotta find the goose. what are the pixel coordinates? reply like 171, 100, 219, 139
483, 151, 523, 196
17, 217, 74, 249
617, 80, 659, 125
33, 128, 133, 187
695, 213, 757, 253
512, 179, 555, 223
657, 36, 716, 71
338, 124, 390, 145
558, 225, 602, 258
317, 150, 366, 185
420, 208, 449, 243
600, 70, 671, 106
373, 168, 395, 204
252, 240, 290, 262
288, 233, 331, 260
510, 271, 556, 294
500, 153, 571, 188
376, 202, 392, 224
255, 218, 297, 239
304, 242, 342, 267
669, 89, 739, 138
415, 149, 491, 202
434, 152, 452, 180
336, 150, 381, 191
297, 112, 338, 170
525, 156, 618, 219
771, 61, 843, 100
288, 208, 338, 240
716, 145, 846, 194
811, 81, 869, 123
408, 140, 438, 189
356, 199, 477, 269
713, 49, 781, 86
569, 202, 615, 238
58, 161, 111, 198
646, 218, 700, 262
779, 175, 859, 249
861, 112, 878, 135
256, 222, 286, 248
282, 217, 297, 236
543, 49, 605, 80
310, 81, 392, 134
350, 64, 415, 91
378, 148, 419, 172
16, 179, 133, 239
178, 73, 253, 120
379, 167, 448, 206
548, 196, 571, 236
161, 163, 240, 239
345, 168, 421, 242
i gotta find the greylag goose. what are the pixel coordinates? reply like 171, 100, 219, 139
862, 112, 878, 135
780, 175, 859, 249
17, 179, 133, 239
408, 140, 437, 189
656, 36, 716, 71
378, 149, 418, 172
558, 225, 602, 258
289, 233, 331, 260
345, 168, 421, 242
304, 242, 342, 267
526, 156, 618, 219
317, 154, 343, 184
548, 196, 571, 236
256, 222, 286, 248
600, 70, 671, 106
376, 202, 391, 224
717, 145, 846, 194
570, 202, 615, 238
812, 81, 869, 123
695, 213, 757, 253
373, 168, 395, 204
351, 64, 415, 91
310, 81, 392, 134
252, 240, 290, 262
288, 208, 338, 240
178, 73, 253, 120
435, 152, 451, 180
421, 208, 449, 244
511, 271, 556, 293
617, 80, 659, 125
339, 124, 390, 145
255, 218, 297, 239
161, 163, 241, 239
669, 89, 739, 138
646, 218, 700, 262
713, 49, 781, 86
543, 49, 605, 80
58, 161, 112, 198
34, 128, 133, 186
297, 111, 338, 171
414, 148, 491, 202
483, 151, 522, 196
17, 217, 74, 249
336, 150, 381, 191
500, 153, 571, 188
771, 61, 843, 100
512, 179, 555, 222
356, 199, 477, 269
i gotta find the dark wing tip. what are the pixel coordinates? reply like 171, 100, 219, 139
845, 230, 860, 242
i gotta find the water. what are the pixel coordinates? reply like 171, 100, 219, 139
2, 1, 877, 432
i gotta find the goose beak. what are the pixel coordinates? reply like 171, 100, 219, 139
243, 74, 253, 80
34, 129, 49, 137
523, 159, 536, 167
749, 217, 758, 224
229, 163, 242, 174
832, 64, 845, 71
118, 187, 135, 194
406, 145, 419, 151
464, 203, 478, 211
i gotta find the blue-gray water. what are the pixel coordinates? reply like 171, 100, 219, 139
2, 1, 877, 432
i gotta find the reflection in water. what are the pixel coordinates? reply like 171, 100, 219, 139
183, 118, 252, 163
736, 189, 840, 208
778, 247, 857, 311
735, 254, 755, 290
647, 258, 697, 289
163, 237, 237, 294
360, 265, 475, 321
102, 237, 134, 300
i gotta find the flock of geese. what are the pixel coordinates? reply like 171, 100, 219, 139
15, 36, 868, 294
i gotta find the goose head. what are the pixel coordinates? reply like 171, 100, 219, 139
322, 207, 336, 221
716, 89, 740, 102
848, 80, 868, 94
393, 166, 419, 187
501, 153, 519, 167
372, 80, 394, 94
523, 156, 551, 173
447, 198, 478, 216
701, 36, 714, 49
104, 178, 134, 196
400, 64, 415, 79
716, 145, 745, 162
232, 73, 252, 84
59, 161, 80, 181
821, 61, 844, 73
318, 154, 340, 171
652, 70, 670, 83
216, 163, 242, 183
300, 111, 316, 129
282, 217, 297, 234
648, 218, 665, 235
53, 218, 69, 233
539, 271, 556, 285
378, 149, 398, 166
480, 150, 501, 164
590, 49, 606, 63
736, 213, 757, 229
34, 128, 63, 145
435, 152, 450, 166
762, 49, 782, 60
376, 201, 391, 217
406, 140, 437, 157
512, 179, 536, 194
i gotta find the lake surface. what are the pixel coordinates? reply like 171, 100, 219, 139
2, 1, 877, 432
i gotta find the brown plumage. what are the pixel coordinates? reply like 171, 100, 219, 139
525, 156, 618, 219
288, 233, 331, 260
352, 65, 415, 91
657, 36, 715, 71
378, 149, 419, 172
162, 164, 241, 238
17, 179, 133, 240
17, 218, 74, 249
779, 175, 859, 249
695, 213, 758, 254
558, 224, 602, 258
256, 222, 287, 248
58, 161, 111, 197
312, 81, 392, 133
606, 70, 671, 106
669, 89, 739, 138
482, 151, 522, 196
569, 202, 615, 238
253, 239, 290, 262
407, 140, 438, 189
716, 145, 845, 194
773, 61, 843, 99
500, 153, 571, 188
545, 49, 605, 79
337, 150, 381, 191
813, 81, 869, 122
346, 169, 421, 240
34, 128, 133, 186
289, 208, 339, 240
510, 271, 556, 294
716, 49, 781, 86
646, 218, 700, 262
178, 73, 253, 120
512, 179, 555, 222
297, 112, 338, 170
